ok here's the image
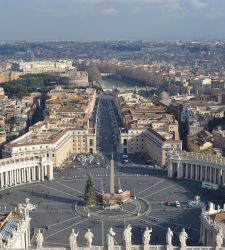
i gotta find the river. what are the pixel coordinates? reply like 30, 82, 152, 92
100, 78, 146, 90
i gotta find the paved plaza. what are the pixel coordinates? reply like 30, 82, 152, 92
1, 165, 225, 248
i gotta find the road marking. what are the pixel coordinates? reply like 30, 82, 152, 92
56, 181, 83, 195
38, 184, 81, 201
44, 218, 89, 239
136, 179, 165, 195
145, 214, 199, 231
142, 182, 182, 199
48, 215, 81, 228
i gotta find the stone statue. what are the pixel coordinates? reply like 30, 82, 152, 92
166, 227, 173, 246
123, 225, 132, 246
36, 229, 44, 249
16, 204, 23, 215
142, 227, 152, 245
85, 229, 94, 247
216, 228, 224, 247
69, 229, 79, 250
179, 228, 188, 248
0, 233, 3, 248
107, 227, 116, 246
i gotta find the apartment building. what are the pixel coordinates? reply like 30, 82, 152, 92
114, 89, 182, 167
3, 87, 97, 167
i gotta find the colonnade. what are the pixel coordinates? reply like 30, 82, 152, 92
0, 156, 53, 190
168, 153, 225, 186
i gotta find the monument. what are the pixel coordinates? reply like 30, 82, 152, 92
97, 153, 131, 210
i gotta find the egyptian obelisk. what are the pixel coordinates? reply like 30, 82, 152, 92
110, 152, 115, 194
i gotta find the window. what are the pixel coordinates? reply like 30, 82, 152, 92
89, 139, 93, 146
124, 139, 127, 146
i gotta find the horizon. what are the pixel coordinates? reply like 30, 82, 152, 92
1, 0, 225, 41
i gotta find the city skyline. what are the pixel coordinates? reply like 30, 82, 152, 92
1, 0, 225, 41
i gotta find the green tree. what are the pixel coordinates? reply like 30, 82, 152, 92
84, 176, 96, 207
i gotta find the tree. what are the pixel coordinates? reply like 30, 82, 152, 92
87, 64, 102, 83
84, 176, 96, 207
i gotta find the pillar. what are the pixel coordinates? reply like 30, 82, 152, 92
195, 165, 198, 180
0, 173, 4, 188
18, 169, 22, 184
222, 170, 225, 186
41, 166, 44, 181
5, 171, 8, 187
32, 167, 36, 181
209, 167, 212, 182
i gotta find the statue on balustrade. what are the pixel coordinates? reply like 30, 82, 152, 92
69, 229, 79, 250
123, 225, 132, 247
85, 229, 94, 247
0, 233, 3, 249
142, 227, 152, 245
179, 228, 188, 248
216, 228, 224, 248
36, 229, 44, 249
107, 227, 116, 246
166, 227, 173, 246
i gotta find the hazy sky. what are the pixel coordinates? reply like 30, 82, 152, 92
0, 0, 225, 41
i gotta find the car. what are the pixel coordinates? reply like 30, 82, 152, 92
96, 161, 100, 165
123, 159, 129, 163
175, 201, 181, 207
122, 154, 128, 159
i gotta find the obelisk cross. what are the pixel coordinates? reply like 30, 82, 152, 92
110, 152, 115, 194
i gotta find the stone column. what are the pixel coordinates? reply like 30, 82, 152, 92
5, 171, 8, 187
18, 169, 22, 184
185, 164, 188, 179
27, 168, 31, 182
222, 170, 225, 186
48, 165, 54, 180
200, 165, 203, 181
14, 170, 16, 185
41, 166, 45, 181
209, 167, 212, 183
195, 165, 198, 180
0, 173, 3, 188
37, 166, 41, 181
32, 167, 36, 181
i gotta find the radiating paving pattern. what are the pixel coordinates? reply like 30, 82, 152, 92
0, 166, 225, 248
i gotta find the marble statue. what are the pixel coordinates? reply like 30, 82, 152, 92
166, 227, 173, 246
123, 225, 132, 246
179, 228, 188, 248
69, 229, 79, 250
85, 229, 94, 247
16, 204, 23, 215
216, 228, 224, 247
107, 227, 116, 246
142, 227, 152, 245
0, 233, 3, 248
36, 229, 44, 249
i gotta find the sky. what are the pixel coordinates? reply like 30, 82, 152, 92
0, 0, 225, 41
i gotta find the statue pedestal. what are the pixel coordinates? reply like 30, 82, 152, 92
143, 244, 149, 250
166, 245, 173, 250
125, 245, 132, 250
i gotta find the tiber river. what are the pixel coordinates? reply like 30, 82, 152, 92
101, 78, 146, 90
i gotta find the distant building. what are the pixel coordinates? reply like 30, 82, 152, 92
60, 69, 89, 88
16, 60, 75, 74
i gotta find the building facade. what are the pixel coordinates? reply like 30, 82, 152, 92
168, 151, 225, 187
0, 155, 53, 189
